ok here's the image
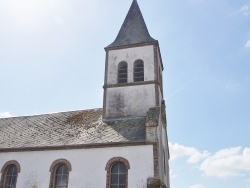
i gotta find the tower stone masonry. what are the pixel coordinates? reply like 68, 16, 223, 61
103, 0, 164, 121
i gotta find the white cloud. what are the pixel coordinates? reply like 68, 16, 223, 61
0, 112, 12, 118
230, 5, 250, 17
240, 5, 250, 16
169, 169, 177, 178
166, 79, 197, 100
245, 39, 250, 48
200, 147, 250, 178
225, 83, 243, 93
170, 142, 250, 179
246, 179, 250, 187
189, 184, 206, 188
169, 142, 210, 164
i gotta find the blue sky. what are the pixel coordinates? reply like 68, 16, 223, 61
0, 0, 250, 188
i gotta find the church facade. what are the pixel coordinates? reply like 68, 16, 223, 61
0, 1, 170, 188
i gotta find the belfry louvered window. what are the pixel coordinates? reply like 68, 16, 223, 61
134, 60, 144, 82
118, 61, 128, 83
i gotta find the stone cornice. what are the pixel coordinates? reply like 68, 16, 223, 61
0, 141, 155, 153
104, 41, 158, 51
103, 80, 160, 89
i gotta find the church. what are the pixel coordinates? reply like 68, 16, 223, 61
0, 0, 170, 187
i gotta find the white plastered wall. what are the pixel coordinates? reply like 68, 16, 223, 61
106, 85, 156, 118
0, 145, 154, 188
105, 45, 156, 118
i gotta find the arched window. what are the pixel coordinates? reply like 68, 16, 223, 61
105, 157, 130, 188
54, 164, 68, 188
118, 61, 127, 83
1, 160, 20, 188
134, 60, 144, 82
110, 162, 126, 187
49, 159, 71, 188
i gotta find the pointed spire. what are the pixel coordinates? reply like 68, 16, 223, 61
107, 0, 156, 48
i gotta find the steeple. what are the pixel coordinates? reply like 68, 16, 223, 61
107, 0, 156, 48
103, 0, 164, 120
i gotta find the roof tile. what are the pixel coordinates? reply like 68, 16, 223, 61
0, 108, 146, 149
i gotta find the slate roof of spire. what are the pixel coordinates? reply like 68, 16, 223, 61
0, 108, 146, 150
107, 0, 156, 48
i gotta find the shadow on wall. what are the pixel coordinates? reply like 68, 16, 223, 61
106, 117, 146, 141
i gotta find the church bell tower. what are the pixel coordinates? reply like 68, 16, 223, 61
103, 0, 164, 120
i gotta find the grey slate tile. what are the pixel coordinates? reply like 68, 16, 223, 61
0, 108, 146, 149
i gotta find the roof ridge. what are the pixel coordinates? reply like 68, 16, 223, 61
0, 108, 102, 120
